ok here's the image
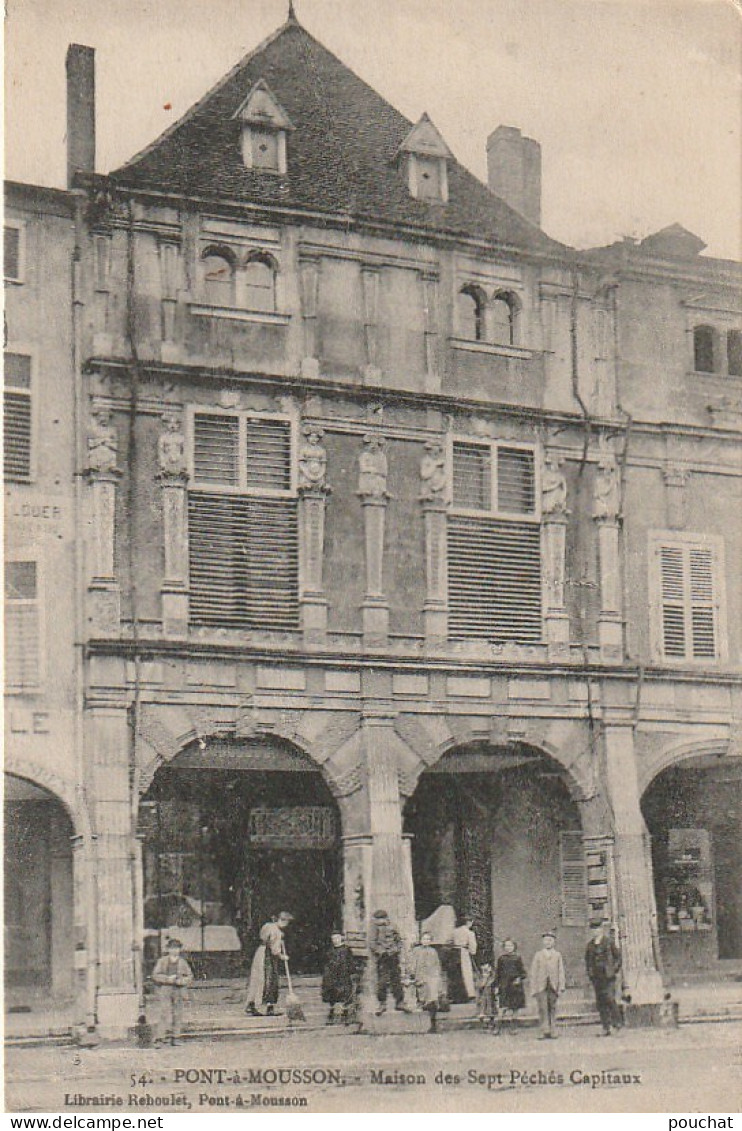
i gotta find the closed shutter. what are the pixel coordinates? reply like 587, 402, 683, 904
245, 417, 291, 492
497, 446, 536, 513
193, 412, 239, 485
560, 831, 587, 926
4, 353, 32, 482
448, 516, 542, 641
452, 441, 490, 510
5, 561, 39, 689
658, 541, 718, 660
189, 495, 298, 629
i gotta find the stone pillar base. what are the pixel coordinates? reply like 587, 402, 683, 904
363, 364, 382, 386
160, 341, 181, 364
162, 586, 188, 637
96, 990, 139, 1039
301, 595, 328, 647
598, 615, 623, 661
624, 1000, 678, 1028
423, 604, 448, 652
301, 356, 320, 379
362, 599, 389, 648
623, 967, 664, 1006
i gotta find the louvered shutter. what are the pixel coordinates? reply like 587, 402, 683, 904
193, 412, 239, 485
245, 417, 291, 492
5, 562, 39, 689
4, 353, 32, 481
560, 831, 587, 926
452, 441, 491, 510
689, 547, 716, 658
497, 446, 536, 513
659, 545, 686, 657
448, 517, 542, 641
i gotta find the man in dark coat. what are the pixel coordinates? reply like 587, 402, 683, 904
368, 909, 405, 1015
321, 932, 356, 1024
585, 920, 623, 1035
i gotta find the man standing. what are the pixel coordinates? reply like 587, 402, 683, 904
369, 909, 405, 1015
529, 930, 566, 1039
152, 937, 194, 1046
585, 919, 623, 1036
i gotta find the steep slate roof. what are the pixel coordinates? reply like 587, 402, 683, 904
112, 15, 564, 256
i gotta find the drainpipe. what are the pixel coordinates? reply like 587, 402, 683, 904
70, 188, 99, 1031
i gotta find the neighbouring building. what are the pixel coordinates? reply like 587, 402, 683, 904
4, 7, 741, 1037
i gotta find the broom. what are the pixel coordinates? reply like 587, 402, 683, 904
282, 954, 306, 1022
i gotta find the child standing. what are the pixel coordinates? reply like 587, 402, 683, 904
321, 931, 356, 1024
152, 937, 194, 1045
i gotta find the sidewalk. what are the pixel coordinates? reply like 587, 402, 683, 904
6, 973, 742, 1046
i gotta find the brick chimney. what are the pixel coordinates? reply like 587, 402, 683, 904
66, 44, 95, 186
486, 125, 541, 227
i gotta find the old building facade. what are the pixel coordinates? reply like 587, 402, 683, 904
4, 10, 741, 1035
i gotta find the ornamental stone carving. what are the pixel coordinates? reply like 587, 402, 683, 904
87, 408, 118, 473
593, 456, 620, 521
157, 411, 186, 476
298, 425, 329, 492
541, 454, 568, 518
357, 434, 389, 500
419, 439, 447, 502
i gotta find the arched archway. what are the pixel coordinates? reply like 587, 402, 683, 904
403, 742, 595, 979
139, 735, 342, 975
641, 750, 742, 972
4, 773, 75, 1005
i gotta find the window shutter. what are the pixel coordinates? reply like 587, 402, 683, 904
4, 353, 32, 482
452, 441, 491, 510
189, 496, 298, 629
659, 545, 686, 657
5, 562, 39, 689
448, 517, 542, 641
245, 418, 291, 492
4, 226, 20, 281
689, 547, 716, 658
497, 446, 536, 514
193, 413, 239, 485
560, 831, 587, 926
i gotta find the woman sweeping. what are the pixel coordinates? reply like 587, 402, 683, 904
245, 911, 293, 1017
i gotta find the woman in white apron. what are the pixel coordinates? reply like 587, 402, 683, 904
245, 911, 292, 1016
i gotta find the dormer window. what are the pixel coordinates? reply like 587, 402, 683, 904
202, 246, 236, 304
397, 113, 452, 204
492, 291, 519, 346
233, 79, 294, 176
244, 253, 277, 312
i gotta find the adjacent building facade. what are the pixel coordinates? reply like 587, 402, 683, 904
4, 9, 741, 1036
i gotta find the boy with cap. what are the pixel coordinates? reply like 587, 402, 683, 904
368, 909, 405, 1015
152, 937, 194, 1045
529, 930, 566, 1039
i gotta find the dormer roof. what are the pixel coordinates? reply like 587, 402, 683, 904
396, 113, 453, 160
639, 223, 707, 259
111, 16, 563, 256
232, 78, 294, 130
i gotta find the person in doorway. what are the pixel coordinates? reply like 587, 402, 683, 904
448, 914, 478, 1002
529, 930, 566, 1039
152, 937, 194, 1046
369, 909, 406, 1015
585, 919, 623, 1036
245, 911, 293, 1017
409, 930, 443, 1032
495, 938, 527, 1029
321, 931, 356, 1024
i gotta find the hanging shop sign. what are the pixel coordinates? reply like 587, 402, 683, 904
248, 806, 337, 849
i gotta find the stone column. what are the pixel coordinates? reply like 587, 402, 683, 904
299, 256, 320, 378
72, 832, 98, 1032
361, 266, 381, 385
85, 406, 122, 634
421, 272, 440, 393
542, 452, 570, 659
593, 452, 623, 661
419, 439, 448, 649
663, 464, 688, 530
92, 233, 112, 355
157, 410, 189, 636
159, 240, 180, 364
88, 706, 139, 1036
603, 724, 663, 1008
358, 435, 389, 647
297, 425, 330, 646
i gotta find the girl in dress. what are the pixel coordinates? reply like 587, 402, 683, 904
495, 938, 527, 1030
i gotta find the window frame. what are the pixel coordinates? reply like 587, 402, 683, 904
200, 244, 237, 306
446, 434, 541, 522
648, 530, 727, 665
457, 284, 486, 342
187, 405, 298, 498
4, 556, 44, 694
3, 346, 36, 483
4, 219, 26, 284
243, 252, 278, 313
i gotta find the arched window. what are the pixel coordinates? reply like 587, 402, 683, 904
693, 325, 716, 373
727, 329, 742, 378
458, 285, 485, 341
244, 254, 277, 312
202, 247, 235, 305
492, 290, 518, 346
